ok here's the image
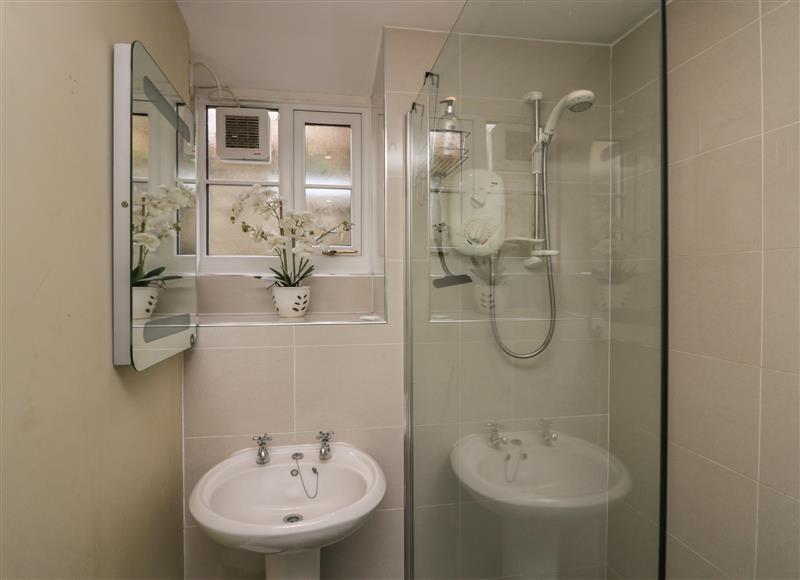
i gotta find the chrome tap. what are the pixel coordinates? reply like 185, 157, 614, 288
317, 431, 334, 461
486, 422, 508, 449
252, 433, 272, 464
541, 419, 557, 446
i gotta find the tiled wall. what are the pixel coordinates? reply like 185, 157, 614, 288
181, 27, 446, 579
666, 1, 799, 578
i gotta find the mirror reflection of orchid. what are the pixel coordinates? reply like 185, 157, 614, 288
230, 185, 353, 288
131, 183, 195, 287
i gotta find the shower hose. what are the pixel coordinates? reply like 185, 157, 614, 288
488, 144, 557, 359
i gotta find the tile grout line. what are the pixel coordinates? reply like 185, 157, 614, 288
666, 532, 732, 579
668, 132, 762, 168
292, 325, 297, 437
753, 4, 767, 576
668, 14, 762, 75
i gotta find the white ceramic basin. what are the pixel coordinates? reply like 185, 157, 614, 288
450, 430, 630, 518
189, 442, 386, 554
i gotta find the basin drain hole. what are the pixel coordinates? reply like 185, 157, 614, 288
283, 514, 303, 524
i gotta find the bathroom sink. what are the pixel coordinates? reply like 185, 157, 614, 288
189, 442, 386, 555
450, 429, 630, 518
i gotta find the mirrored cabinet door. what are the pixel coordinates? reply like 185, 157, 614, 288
114, 41, 197, 371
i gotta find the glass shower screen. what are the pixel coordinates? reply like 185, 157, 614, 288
405, 1, 665, 578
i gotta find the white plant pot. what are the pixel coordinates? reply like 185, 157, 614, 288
272, 286, 311, 318
132, 286, 161, 320
474, 283, 509, 315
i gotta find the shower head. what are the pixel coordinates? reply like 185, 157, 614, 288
541, 89, 595, 142
566, 89, 595, 112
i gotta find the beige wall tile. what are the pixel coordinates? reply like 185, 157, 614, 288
764, 123, 800, 250
385, 175, 404, 261
321, 509, 404, 579
668, 22, 761, 162
460, 34, 610, 104
610, 341, 662, 436
756, 485, 800, 580
194, 325, 292, 348
412, 341, 460, 426
412, 424, 460, 507
607, 502, 660, 580
762, 1, 800, 131
668, 444, 757, 578
612, 12, 660, 103
763, 249, 800, 373
294, 344, 403, 430
669, 252, 762, 364
385, 92, 415, 180
668, 136, 762, 255
667, 0, 760, 70
459, 502, 503, 579
184, 347, 294, 437
609, 422, 660, 522
665, 535, 727, 580
762, 0, 790, 15
760, 369, 800, 499
384, 27, 448, 93
612, 81, 663, 180
669, 351, 760, 477
413, 505, 460, 580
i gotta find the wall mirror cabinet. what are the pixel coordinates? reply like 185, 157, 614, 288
113, 41, 198, 371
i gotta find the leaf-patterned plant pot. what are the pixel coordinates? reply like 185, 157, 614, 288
272, 286, 311, 318
132, 286, 161, 320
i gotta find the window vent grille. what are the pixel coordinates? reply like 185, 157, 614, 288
216, 107, 270, 161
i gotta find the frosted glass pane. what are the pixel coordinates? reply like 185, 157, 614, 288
208, 108, 279, 182
132, 114, 149, 179
305, 188, 352, 246
305, 124, 351, 186
208, 184, 280, 256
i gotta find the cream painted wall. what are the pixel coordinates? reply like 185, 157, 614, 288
1, 1, 189, 577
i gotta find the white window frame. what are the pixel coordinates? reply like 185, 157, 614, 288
195, 97, 372, 276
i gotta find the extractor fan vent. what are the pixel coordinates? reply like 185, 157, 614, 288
216, 107, 270, 161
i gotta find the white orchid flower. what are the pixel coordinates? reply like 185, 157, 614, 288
132, 232, 161, 252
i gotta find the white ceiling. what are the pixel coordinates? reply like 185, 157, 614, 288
178, 1, 466, 97
178, 0, 658, 98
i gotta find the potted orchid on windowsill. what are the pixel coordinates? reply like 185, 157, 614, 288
131, 183, 195, 319
230, 185, 353, 318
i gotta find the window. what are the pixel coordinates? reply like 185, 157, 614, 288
293, 111, 362, 250
195, 101, 369, 275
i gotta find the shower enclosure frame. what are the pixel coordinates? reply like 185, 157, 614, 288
402, 1, 669, 576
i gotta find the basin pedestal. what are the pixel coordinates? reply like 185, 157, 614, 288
264, 549, 320, 580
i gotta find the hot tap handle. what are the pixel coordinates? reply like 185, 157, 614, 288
252, 433, 272, 445
316, 431, 334, 442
